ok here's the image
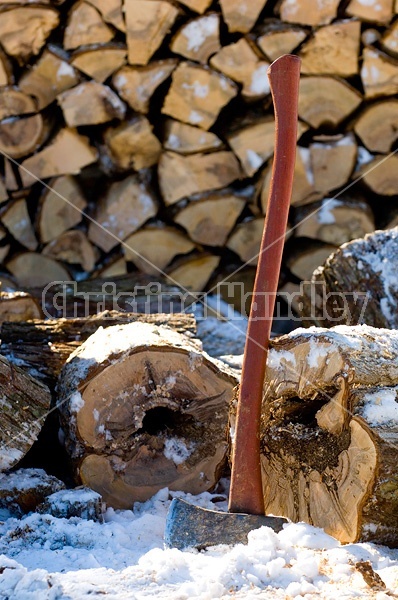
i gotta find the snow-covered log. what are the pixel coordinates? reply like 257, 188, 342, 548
57, 322, 238, 509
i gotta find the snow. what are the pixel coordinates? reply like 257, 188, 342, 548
359, 388, 398, 425
183, 14, 218, 52
56, 61, 76, 80
163, 437, 194, 464
246, 149, 263, 172
249, 64, 270, 95
317, 198, 343, 225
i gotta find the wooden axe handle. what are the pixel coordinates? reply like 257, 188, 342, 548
229, 54, 301, 515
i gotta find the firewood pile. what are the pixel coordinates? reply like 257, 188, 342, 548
0, 0, 396, 301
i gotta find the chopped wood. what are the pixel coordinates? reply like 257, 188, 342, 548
163, 119, 223, 154
0, 237, 10, 264
88, 174, 158, 252
20, 129, 98, 188
0, 359, 51, 472
42, 230, 98, 272
0, 178, 7, 203
0, 48, 12, 87
209, 264, 256, 316
0, 273, 18, 292
294, 197, 375, 245
361, 47, 398, 98
0, 88, 36, 120
226, 216, 276, 266
174, 192, 245, 246
256, 22, 308, 62
310, 134, 357, 194
219, 0, 267, 33
6, 252, 70, 287
300, 20, 361, 77
103, 116, 161, 170
124, 0, 179, 66
260, 326, 398, 545
94, 256, 127, 277
57, 82, 126, 127
123, 224, 195, 274
57, 322, 237, 507
358, 154, 398, 195
298, 76, 362, 128
158, 150, 241, 205
0, 469, 65, 516
381, 19, 398, 56
63, 1, 114, 50
1, 197, 38, 250
210, 38, 270, 100
4, 159, 19, 192
38, 486, 104, 522
162, 61, 238, 130
86, 0, 125, 32
354, 100, 398, 153
174, 0, 212, 13
71, 46, 126, 83
0, 291, 43, 324
346, 0, 393, 24
0, 113, 46, 160
19, 49, 79, 110
36, 176, 87, 244
111, 60, 177, 113
286, 241, 337, 280
226, 118, 275, 177
171, 13, 220, 63
167, 252, 220, 290
278, 0, 340, 25
0, 6, 59, 63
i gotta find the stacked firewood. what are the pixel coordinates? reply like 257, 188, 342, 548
0, 0, 397, 303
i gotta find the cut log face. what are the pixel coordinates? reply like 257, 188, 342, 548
219, 0, 267, 33
354, 100, 398, 152
0, 49, 12, 87
310, 134, 357, 194
57, 82, 126, 127
6, 252, 70, 287
260, 326, 398, 545
161, 61, 238, 130
226, 119, 276, 177
300, 20, 361, 77
37, 176, 87, 244
167, 252, 220, 290
111, 60, 177, 113
20, 129, 98, 187
163, 119, 223, 154
226, 216, 265, 266
57, 322, 238, 508
124, 0, 179, 66
63, 1, 114, 50
86, 0, 125, 32
19, 50, 79, 110
361, 47, 398, 98
256, 23, 308, 62
346, 0, 393, 24
123, 225, 195, 274
0, 357, 51, 472
298, 76, 362, 128
171, 13, 220, 63
0, 291, 43, 324
71, 46, 127, 83
359, 155, 398, 195
103, 116, 162, 170
286, 241, 337, 280
158, 150, 241, 205
174, 0, 212, 13
0, 113, 45, 160
174, 193, 245, 246
42, 230, 98, 272
1, 197, 38, 250
381, 19, 398, 56
0, 89, 36, 121
278, 0, 340, 25
0, 6, 59, 63
88, 175, 158, 252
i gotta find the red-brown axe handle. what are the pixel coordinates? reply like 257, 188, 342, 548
229, 54, 301, 515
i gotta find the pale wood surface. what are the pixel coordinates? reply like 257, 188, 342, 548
171, 13, 220, 63
64, 1, 113, 50
71, 46, 126, 82
354, 100, 398, 152
103, 116, 161, 170
57, 82, 126, 127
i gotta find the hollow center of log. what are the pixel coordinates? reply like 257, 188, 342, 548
140, 406, 195, 436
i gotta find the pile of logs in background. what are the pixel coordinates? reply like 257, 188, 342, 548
0, 0, 397, 305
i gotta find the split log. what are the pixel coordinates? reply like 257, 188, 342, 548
210, 38, 270, 100
124, 0, 179, 66
300, 21, 360, 77
171, 13, 220, 63
103, 116, 161, 171
0, 226, 9, 263
209, 264, 256, 316
111, 60, 177, 113
95, 256, 127, 277
309, 134, 357, 194
86, 0, 125, 32
0, 291, 43, 324
1, 197, 38, 250
0, 113, 46, 160
20, 128, 98, 188
162, 61, 238, 130
300, 227, 398, 329
0, 355, 51, 472
63, 1, 114, 50
277, 0, 340, 25
0, 179, 6, 204
256, 22, 308, 62
57, 322, 238, 507
6, 252, 70, 288
260, 325, 398, 546
0, 49, 12, 87
163, 119, 223, 154
298, 76, 362, 128
19, 49, 79, 110
1, 310, 196, 386
57, 82, 126, 127
167, 252, 220, 291
358, 154, 398, 196
294, 197, 375, 245
36, 175, 87, 244
226, 216, 265, 266
71, 46, 126, 83
286, 241, 337, 281
346, 0, 393, 24
158, 150, 241, 205
0, 89, 36, 121
123, 224, 195, 274
88, 174, 158, 252
4, 159, 19, 192
354, 100, 398, 153
361, 47, 398, 98
42, 230, 98, 273
226, 119, 276, 177
174, 192, 245, 246
38, 487, 104, 522
381, 19, 398, 56
0, 469, 65, 516
218, 0, 267, 33
174, 0, 212, 13
0, 6, 59, 64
